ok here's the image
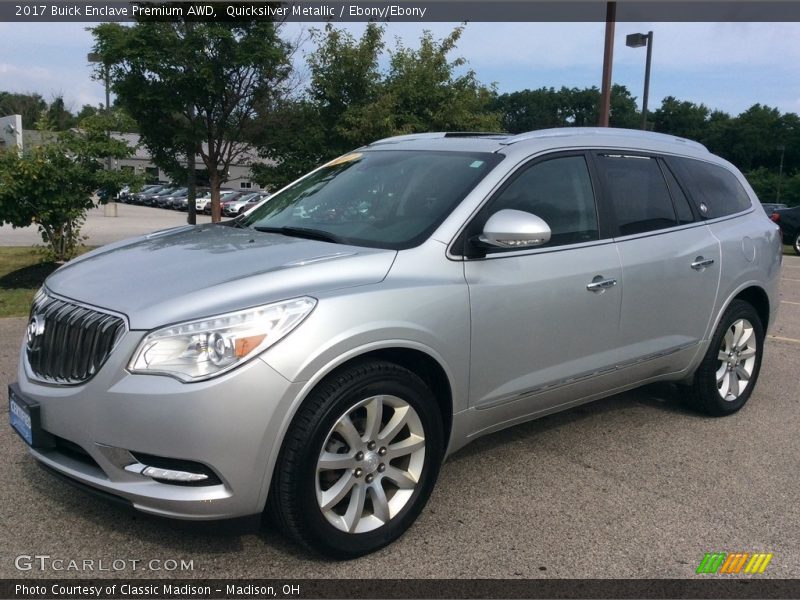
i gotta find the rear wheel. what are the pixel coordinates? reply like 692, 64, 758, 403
685, 300, 764, 416
269, 360, 444, 558
794, 232, 800, 256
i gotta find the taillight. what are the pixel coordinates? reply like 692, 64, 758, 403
770, 212, 780, 223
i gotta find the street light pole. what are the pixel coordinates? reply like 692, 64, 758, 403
88, 52, 117, 216
626, 31, 654, 130
777, 144, 785, 202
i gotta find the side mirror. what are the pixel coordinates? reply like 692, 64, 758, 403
478, 209, 552, 249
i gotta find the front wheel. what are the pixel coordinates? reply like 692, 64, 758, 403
685, 300, 764, 416
269, 360, 444, 558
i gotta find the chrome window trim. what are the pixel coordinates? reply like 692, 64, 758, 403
446, 145, 757, 261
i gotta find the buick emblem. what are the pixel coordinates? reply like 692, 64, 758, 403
26, 315, 45, 349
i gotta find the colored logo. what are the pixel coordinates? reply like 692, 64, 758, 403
696, 552, 773, 574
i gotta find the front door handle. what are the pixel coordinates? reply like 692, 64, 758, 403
691, 257, 715, 271
587, 277, 618, 293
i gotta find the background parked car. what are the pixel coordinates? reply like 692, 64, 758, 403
143, 186, 180, 206
222, 192, 263, 216
242, 192, 271, 213
130, 184, 166, 205
116, 186, 132, 202
196, 189, 236, 214
771, 205, 800, 254
761, 202, 788, 214
155, 188, 188, 209
173, 187, 211, 211
219, 192, 247, 215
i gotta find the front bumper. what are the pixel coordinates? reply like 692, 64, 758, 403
15, 330, 304, 520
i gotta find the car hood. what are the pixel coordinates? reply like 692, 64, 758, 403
45, 224, 397, 329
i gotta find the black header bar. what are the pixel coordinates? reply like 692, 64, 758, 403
4, 1, 800, 22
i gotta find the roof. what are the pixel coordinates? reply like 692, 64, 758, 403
366, 127, 711, 158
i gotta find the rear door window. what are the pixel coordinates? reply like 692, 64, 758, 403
668, 157, 752, 218
596, 154, 677, 236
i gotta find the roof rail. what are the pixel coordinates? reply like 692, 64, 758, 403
501, 127, 708, 152
369, 132, 509, 145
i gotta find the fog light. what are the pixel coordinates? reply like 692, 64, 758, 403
125, 462, 209, 482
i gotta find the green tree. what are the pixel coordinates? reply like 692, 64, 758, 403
492, 84, 639, 133
45, 96, 77, 131
254, 25, 500, 189
253, 24, 386, 188
491, 87, 564, 133
92, 20, 292, 222
382, 27, 500, 134
76, 104, 99, 122
652, 96, 710, 140
0, 111, 136, 261
0, 92, 47, 129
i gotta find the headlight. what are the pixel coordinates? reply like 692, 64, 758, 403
129, 297, 316, 382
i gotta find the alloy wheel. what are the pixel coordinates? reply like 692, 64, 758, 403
315, 394, 426, 534
715, 318, 758, 401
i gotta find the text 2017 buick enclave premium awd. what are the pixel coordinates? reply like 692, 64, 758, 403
10, 128, 782, 557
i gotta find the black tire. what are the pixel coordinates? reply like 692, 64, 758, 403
685, 300, 764, 416
793, 232, 800, 256
268, 359, 444, 559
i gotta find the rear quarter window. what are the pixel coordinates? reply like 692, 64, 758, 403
670, 157, 752, 218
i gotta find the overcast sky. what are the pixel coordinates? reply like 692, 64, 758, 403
1, 20, 799, 123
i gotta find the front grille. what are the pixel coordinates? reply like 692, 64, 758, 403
26, 292, 126, 384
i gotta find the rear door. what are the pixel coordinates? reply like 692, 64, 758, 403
593, 152, 720, 368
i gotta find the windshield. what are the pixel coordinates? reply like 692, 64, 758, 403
241, 150, 501, 249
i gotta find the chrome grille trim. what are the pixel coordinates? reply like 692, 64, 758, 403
26, 291, 127, 384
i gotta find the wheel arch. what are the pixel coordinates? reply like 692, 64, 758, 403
257, 342, 455, 511
732, 285, 771, 331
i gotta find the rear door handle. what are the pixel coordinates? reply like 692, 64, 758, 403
691, 257, 715, 270
586, 277, 618, 293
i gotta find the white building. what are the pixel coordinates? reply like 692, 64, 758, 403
0, 114, 23, 151
13, 124, 265, 192
113, 133, 264, 191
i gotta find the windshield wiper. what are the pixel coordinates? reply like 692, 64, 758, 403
253, 226, 343, 244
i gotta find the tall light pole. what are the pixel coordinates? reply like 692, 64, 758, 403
777, 144, 786, 202
88, 52, 117, 216
87, 52, 112, 172
598, 2, 616, 127
626, 31, 654, 130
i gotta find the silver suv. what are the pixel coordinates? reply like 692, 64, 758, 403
9, 128, 782, 558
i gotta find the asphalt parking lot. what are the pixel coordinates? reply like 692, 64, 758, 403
0, 222, 798, 578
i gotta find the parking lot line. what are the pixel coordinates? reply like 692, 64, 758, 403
768, 334, 800, 345
782, 300, 800, 306
781, 278, 800, 282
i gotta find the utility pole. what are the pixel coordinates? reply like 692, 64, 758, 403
187, 106, 198, 225
185, 20, 198, 226
598, 2, 616, 127
88, 52, 117, 216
